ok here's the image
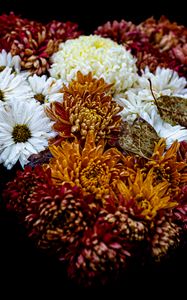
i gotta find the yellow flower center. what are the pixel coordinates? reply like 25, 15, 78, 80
155, 165, 171, 182
34, 93, 45, 104
71, 107, 102, 136
138, 199, 152, 210
80, 160, 110, 197
12, 124, 31, 143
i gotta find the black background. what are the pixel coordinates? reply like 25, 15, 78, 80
0, 0, 187, 31
0, 0, 187, 297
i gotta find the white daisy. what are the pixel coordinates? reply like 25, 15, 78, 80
0, 100, 55, 169
0, 67, 33, 105
28, 74, 63, 105
0, 49, 21, 73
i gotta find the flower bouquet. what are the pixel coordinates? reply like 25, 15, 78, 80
1, 12, 187, 287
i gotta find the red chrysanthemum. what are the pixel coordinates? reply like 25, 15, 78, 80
66, 216, 132, 286
1, 19, 82, 75
3, 165, 52, 216
25, 182, 92, 253
94, 19, 147, 46
150, 211, 180, 261
2, 22, 54, 74
0, 12, 29, 38
138, 16, 187, 51
65, 205, 149, 286
134, 41, 179, 73
46, 20, 82, 42
173, 186, 187, 231
173, 44, 187, 65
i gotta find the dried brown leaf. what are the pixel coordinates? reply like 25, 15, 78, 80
118, 117, 160, 158
156, 95, 187, 127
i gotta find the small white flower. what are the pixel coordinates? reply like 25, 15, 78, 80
0, 67, 33, 105
0, 100, 55, 169
28, 74, 63, 105
0, 49, 21, 73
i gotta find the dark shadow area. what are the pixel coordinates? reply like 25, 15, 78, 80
0, 0, 186, 32
0, 189, 187, 296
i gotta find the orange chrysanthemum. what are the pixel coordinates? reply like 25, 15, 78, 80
116, 169, 177, 220
144, 139, 187, 196
46, 72, 122, 145
47, 131, 125, 202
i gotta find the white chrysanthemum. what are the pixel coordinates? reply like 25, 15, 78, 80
115, 89, 153, 123
0, 100, 55, 169
117, 89, 187, 147
0, 49, 21, 73
0, 67, 33, 105
138, 66, 187, 101
50, 35, 138, 94
28, 74, 63, 105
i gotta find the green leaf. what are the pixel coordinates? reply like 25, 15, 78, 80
118, 117, 160, 158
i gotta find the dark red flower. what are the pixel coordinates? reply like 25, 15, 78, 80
46, 20, 82, 42
95, 19, 147, 46
1, 18, 82, 75
66, 219, 131, 286
173, 186, 187, 231
0, 12, 28, 38
3, 165, 52, 216
26, 182, 92, 253
2, 22, 53, 74
150, 211, 180, 261
66, 207, 148, 286
138, 16, 187, 51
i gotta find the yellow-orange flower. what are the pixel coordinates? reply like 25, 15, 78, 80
46, 72, 122, 144
48, 131, 125, 201
116, 169, 177, 220
63, 70, 113, 96
144, 139, 187, 195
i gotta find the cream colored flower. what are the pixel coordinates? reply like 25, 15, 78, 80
50, 35, 138, 94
